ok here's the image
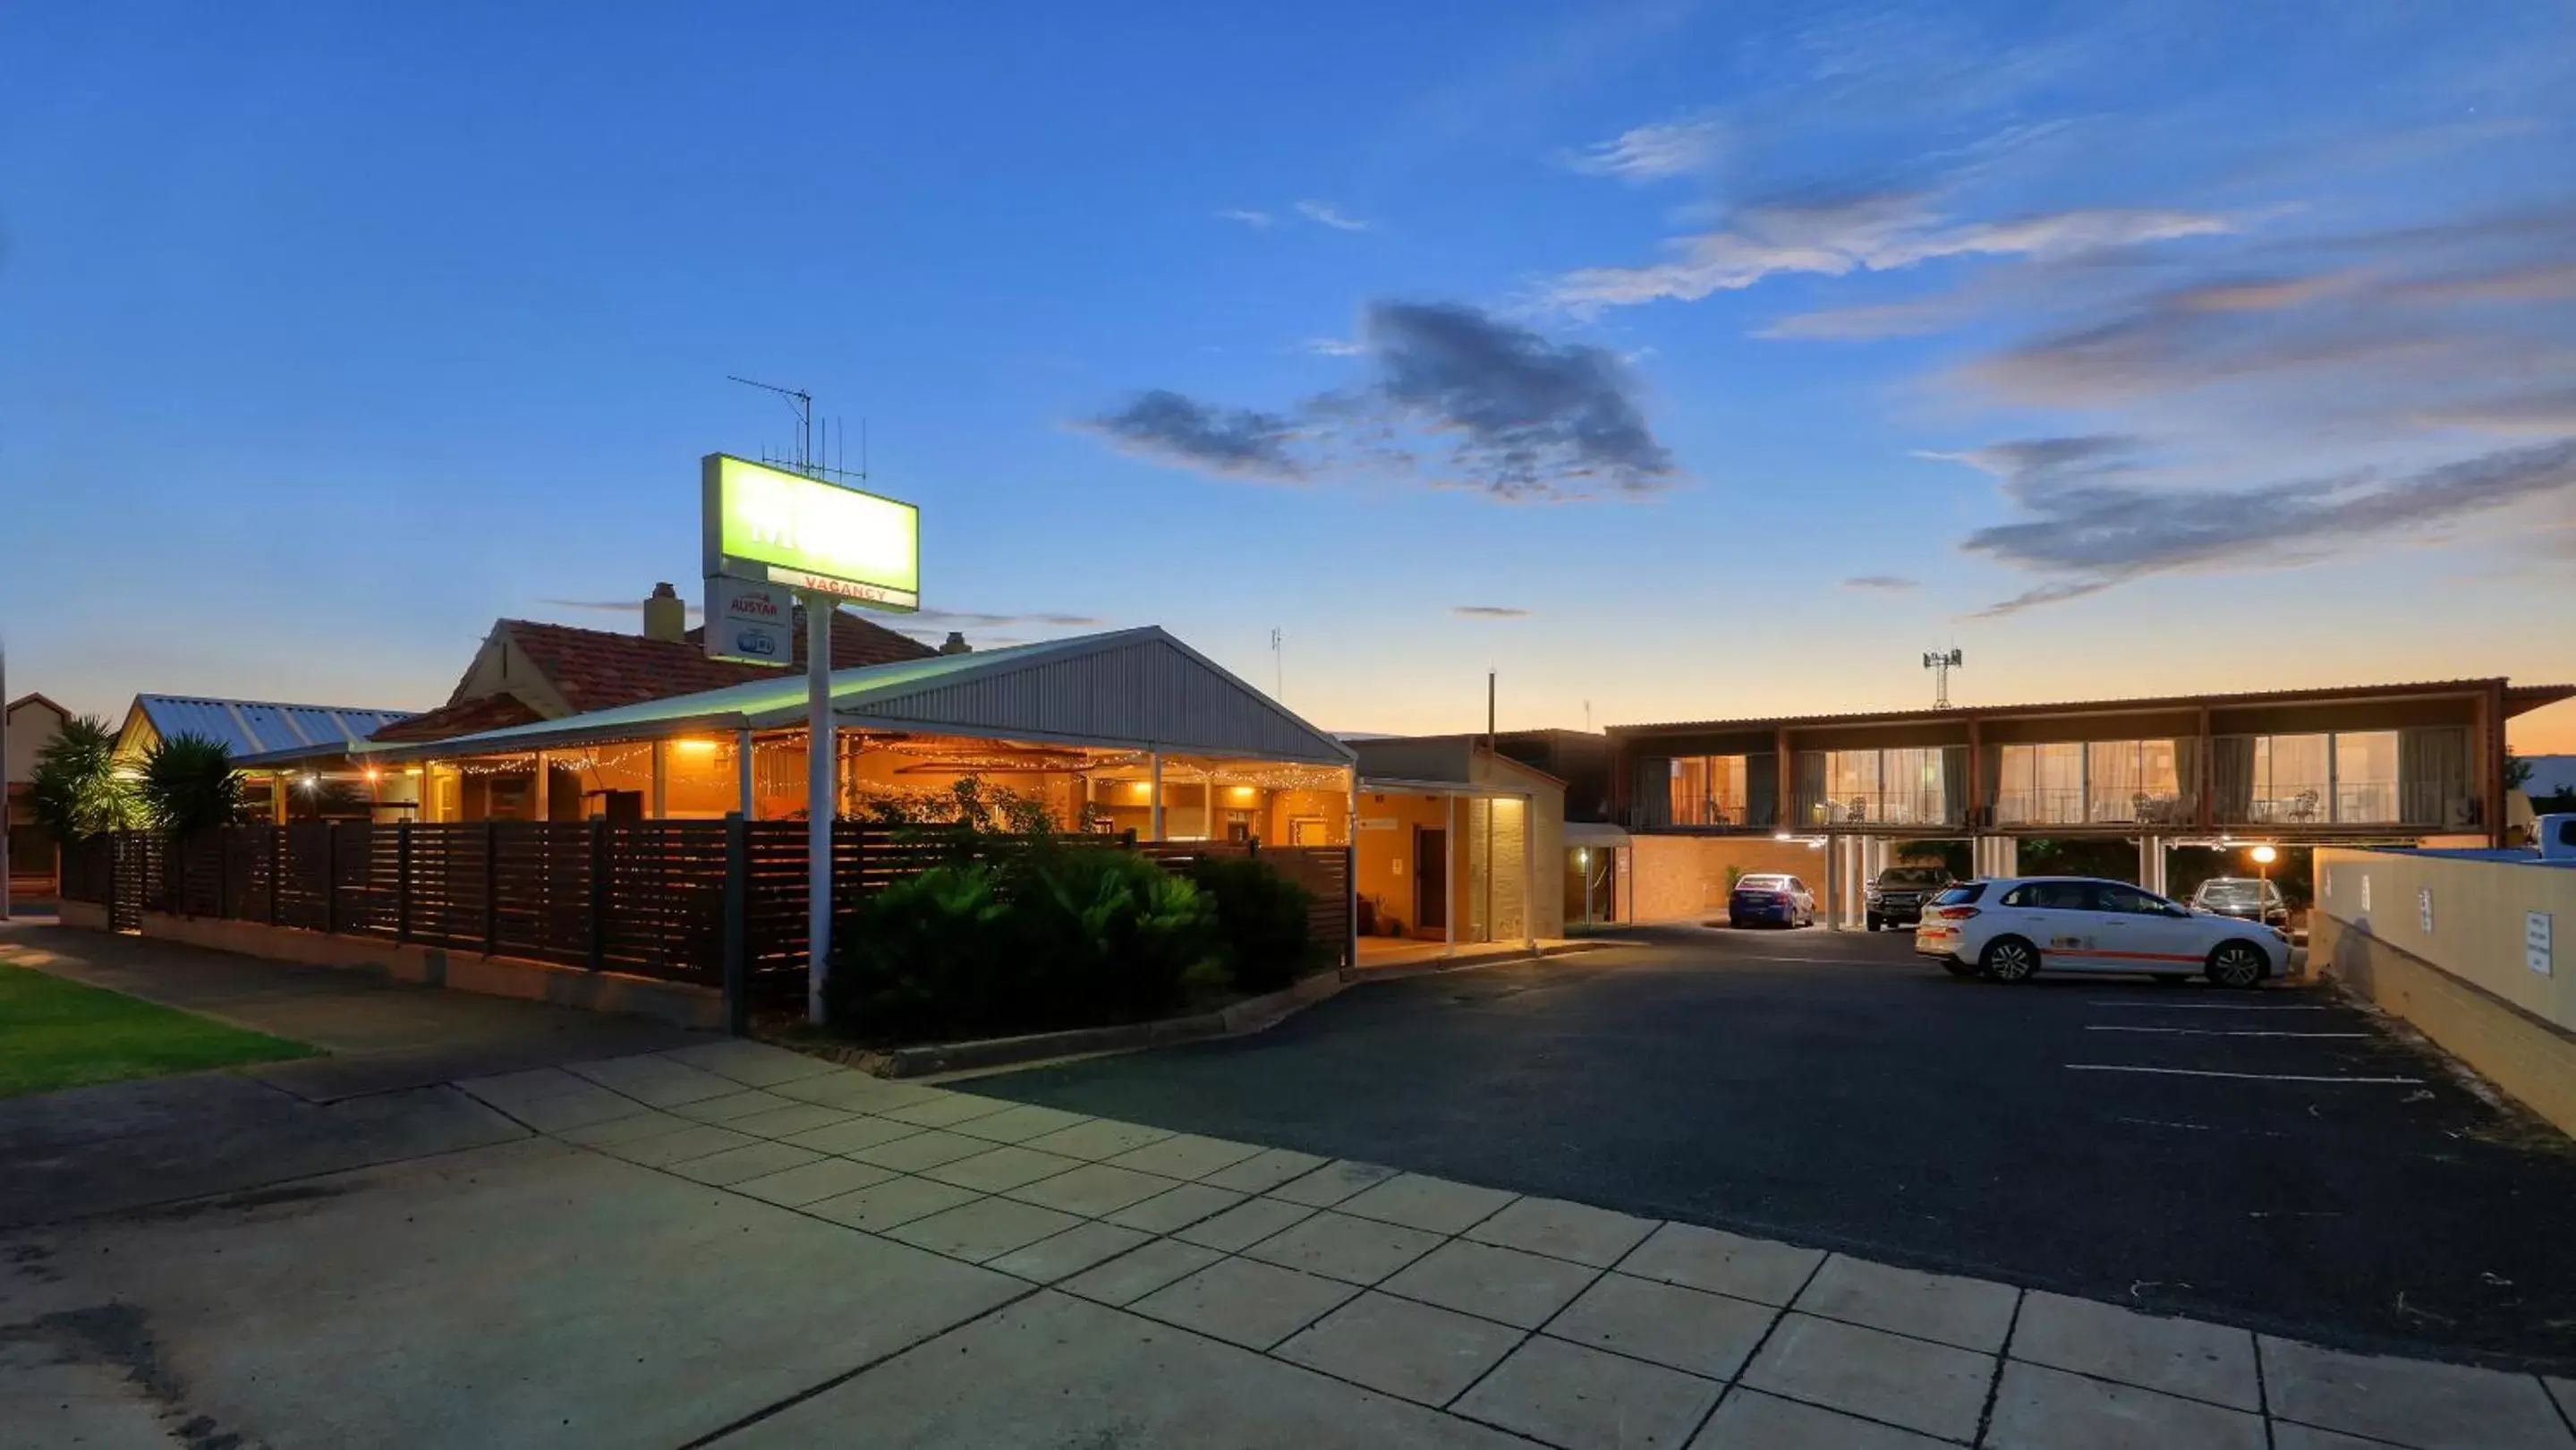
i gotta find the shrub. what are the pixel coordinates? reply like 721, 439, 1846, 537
1191, 856, 1318, 994
140, 732, 243, 834
825, 864, 1016, 1039
1010, 847, 1214, 1021
27, 714, 140, 845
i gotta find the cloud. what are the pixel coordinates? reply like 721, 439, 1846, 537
1450, 604, 1531, 618
2416, 388, 2576, 436
1296, 200, 1370, 232
1951, 437, 2576, 615
1301, 337, 1368, 356
1757, 299, 1962, 340
540, 597, 702, 620
1085, 302, 1679, 500
1915, 435, 2141, 503
904, 608, 1105, 630
1562, 114, 1724, 183
1841, 575, 1920, 591
1084, 389, 1307, 481
1550, 193, 2230, 310
1214, 208, 1272, 229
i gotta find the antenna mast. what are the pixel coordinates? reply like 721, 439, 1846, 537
1923, 649, 1964, 710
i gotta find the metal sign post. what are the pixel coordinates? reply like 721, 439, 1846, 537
805, 594, 835, 1022
1, 643, 11, 922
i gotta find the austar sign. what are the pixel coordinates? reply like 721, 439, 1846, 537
701, 453, 920, 610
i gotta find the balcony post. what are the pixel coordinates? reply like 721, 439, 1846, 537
1773, 727, 1793, 830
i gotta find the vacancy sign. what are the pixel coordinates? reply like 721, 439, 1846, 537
702, 454, 920, 611
706, 576, 795, 666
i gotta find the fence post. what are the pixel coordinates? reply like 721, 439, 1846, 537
586, 817, 607, 972
722, 813, 750, 1035
269, 827, 285, 927
395, 823, 412, 943
483, 820, 500, 958
215, 828, 230, 919
324, 822, 341, 934
1344, 843, 1357, 973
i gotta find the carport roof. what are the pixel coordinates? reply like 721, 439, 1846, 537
362, 626, 1356, 766
1610, 678, 2576, 737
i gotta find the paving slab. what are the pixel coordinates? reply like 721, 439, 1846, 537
887, 1196, 1086, 1263
1002, 1162, 1181, 1217
1466, 1195, 1659, 1268
2260, 1337, 2575, 1450
2010, 1289, 2260, 1411
1019, 1116, 1177, 1160
2554, 1378, 2576, 1425
707, 1289, 1527, 1448
456, 1066, 593, 1113
2269, 1424, 2418, 1450
984, 1221, 1155, 1284
729, 1156, 901, 1207
1175, 1195, 1320, 1251
667, 1088, 802, 1123
1688, 1388, 1949, 1449
1243, 1209, 1448, 1286
1382, 1239, 1602, 1330
1741, 1312, 1996, 1443
498, 1081, 652, 1133
1547, 1273, 1776, 1380
563, 1053, 740, 1106
1794, 1253, 2019, 1353
846, 1129, 999, 1173
654, 1039, 841, 1088
595, 1122, 758, 1168
1269, 1159, 1400, 1207
553, 1108, 693, 1147
665, 1140, 825, 1187
764, 1070, 946, 1113
876, 1090, 1016, 1129
0, 1136, 1023, 1450
1102, 1132, 1266, 1181
1335, 1173, 1519, 1235
1131, 1255, 1360, 1351
778, 1113, 925, 1155
919, 1144, 1086, 1193
1453, 1333, 1722, 1450
1203, 1145, 1334, 1194
718, 1102, 860, 1140
803, 1174, 986, 1232
944, 1101, 1093, 1144
1106, 1181, 1248, 1235
1060, 1237, 1228, 1307
1985, 1360, 2266, 1449
1616, 1223, 1825, 1308
1278, 1290, 1529, 1406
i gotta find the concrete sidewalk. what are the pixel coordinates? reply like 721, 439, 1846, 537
8, 1036, 2570, 1448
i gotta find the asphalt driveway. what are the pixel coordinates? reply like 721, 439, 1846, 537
973, 925, 2576, 1371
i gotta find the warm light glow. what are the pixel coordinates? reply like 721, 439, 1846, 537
1577, 848, 1590, 867
404, 767, 423, 777
299, 773, 319, 790
673, 738, 720, 756
1133, 780, 1153, 797
364, 768, 381, 782
2251, 845, 2278, 864
1230, 786, 1257, 800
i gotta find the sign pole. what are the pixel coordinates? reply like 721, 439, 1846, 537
806, 594, 835, 1024
1, 641, 12, 923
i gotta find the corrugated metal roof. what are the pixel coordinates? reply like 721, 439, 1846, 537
365, 627, 1356, 766
1610, 678, 2576, 737
131, 695, 415, 762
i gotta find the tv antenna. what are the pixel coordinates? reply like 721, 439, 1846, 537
1923, 648, 1964, 710
727, 375, 868, 483
1269, 628, 1284, 701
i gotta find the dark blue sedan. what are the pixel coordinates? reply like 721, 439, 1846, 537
1728, 873, 1816, 928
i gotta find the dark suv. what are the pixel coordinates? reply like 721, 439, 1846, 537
1866, 866, 1954, 931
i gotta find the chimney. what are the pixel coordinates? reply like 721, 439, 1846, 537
939, 631, 973, 656
642, 582, 687, 643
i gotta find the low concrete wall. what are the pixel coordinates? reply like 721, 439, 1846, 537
81, 910, 723, 1030
2314, 848, 2576, 1137
58, 900, 109, 932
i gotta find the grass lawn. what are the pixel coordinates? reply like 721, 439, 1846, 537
0, 963, 318, 1098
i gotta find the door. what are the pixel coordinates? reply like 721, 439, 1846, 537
2091, 883, 2206, 969
1999, 879, 2105, 963
1416, 826, 1449, 932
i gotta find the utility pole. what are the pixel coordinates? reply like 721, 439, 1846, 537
1923, 649, 1964, 711
1486, 671, 1497, 748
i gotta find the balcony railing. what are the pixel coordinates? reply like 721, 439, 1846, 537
2221, 783, 2470, 829
1630, 800, 1777, 831
1792, 792, 1960, 829
1990, 789, 2198, 827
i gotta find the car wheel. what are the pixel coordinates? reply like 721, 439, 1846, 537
1866, 915, 1882, 932
2206, 941, 2269, 989
1980, 936, 2040, 983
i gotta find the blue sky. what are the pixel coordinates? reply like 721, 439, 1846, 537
5, 1, 2574, 746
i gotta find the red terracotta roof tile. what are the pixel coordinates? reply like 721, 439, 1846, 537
503, 609, 933, 716
369, 693, 545, 743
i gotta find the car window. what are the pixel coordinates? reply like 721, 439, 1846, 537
1789, 878, 1808, 893
1736, 874, 1786, 891
1877, 868, 1946, 887
2096, 883, 2173, 915
1932, 883, 1986, 905
2003, 881, 2095, 910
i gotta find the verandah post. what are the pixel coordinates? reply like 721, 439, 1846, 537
722, 812, 749, 1036
395, 822, 412, 943
587, 816, 608, 972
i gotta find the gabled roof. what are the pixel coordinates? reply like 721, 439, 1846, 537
367, 693, 545, 744
369, 627, 1356, 767
495, 609, 932, 715
7, 692, 72, 721
125, 695, 416, 761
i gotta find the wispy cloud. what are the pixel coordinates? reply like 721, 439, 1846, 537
1296, 200, 1370, 232
1451, 604, 1531, 618
1949, 437, 2576, 616
1549, 193, 2230, 311
904, 608, 1106, 630
540, 597, 702, 620
1301, 337, 1368, 356
1841, 575, 1920, 592
1562, 114, 1724, 183
1084, 302, 1678, 500
1214, 208, 1271, 229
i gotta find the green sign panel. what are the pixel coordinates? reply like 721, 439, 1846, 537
701, 454, 919, 611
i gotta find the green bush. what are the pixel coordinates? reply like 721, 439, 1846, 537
140, 732, 243, 834
1191, 856, 1318, 994
826, 865, 1016, 1039
1012, 847, 1215, 1021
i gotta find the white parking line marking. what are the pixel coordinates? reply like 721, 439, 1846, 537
2066, 1064, 2423, 1084
2086, 1002, 2341, 1011
2085, 1026, 2372, 1039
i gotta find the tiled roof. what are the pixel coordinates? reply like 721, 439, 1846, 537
503, 609, 934, 716
368, 693, 545, 744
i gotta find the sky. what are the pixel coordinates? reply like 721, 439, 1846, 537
4, 1, 2575, 749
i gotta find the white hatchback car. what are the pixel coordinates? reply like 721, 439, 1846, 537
1914, 875, 2289, 988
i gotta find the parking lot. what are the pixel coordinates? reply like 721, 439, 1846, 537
976, 925, 2576, 1371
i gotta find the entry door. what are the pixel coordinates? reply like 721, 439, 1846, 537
1417, 826, 1449, 932
2092, 883, 2205, 968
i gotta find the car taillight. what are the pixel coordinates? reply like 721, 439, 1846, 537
1933, 906, 1980, 921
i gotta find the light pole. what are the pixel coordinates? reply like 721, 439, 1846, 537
2251, 844, 2277, 920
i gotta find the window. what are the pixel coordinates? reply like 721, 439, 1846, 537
1932, 883, 1988, 906
2095, 883, 2173, 916
2087, 740, 2181, 823
1995, 744, 2084, 824
1666, 755, 1749, 826
2332, 730, 2398, 823
2003, 881, 2094, 910
2252, 734, 2330, 823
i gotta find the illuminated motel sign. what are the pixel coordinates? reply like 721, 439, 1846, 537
701, 454, 920, 610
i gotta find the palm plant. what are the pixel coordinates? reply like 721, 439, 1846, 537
27, 714, 140, 843
139, 732, 243, 833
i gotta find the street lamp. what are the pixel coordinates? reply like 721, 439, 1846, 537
2251, 844, 2277, 917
